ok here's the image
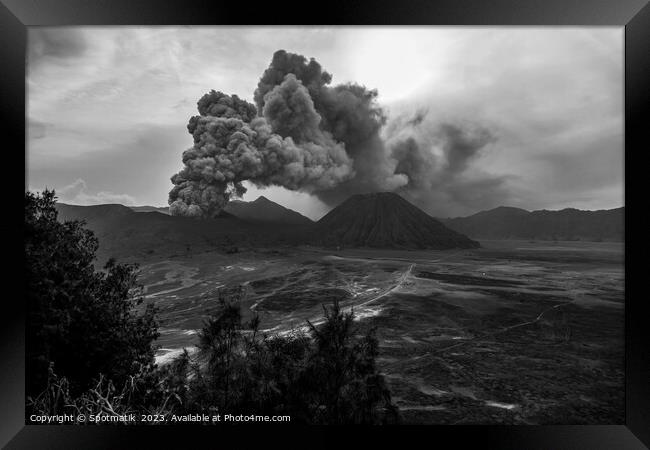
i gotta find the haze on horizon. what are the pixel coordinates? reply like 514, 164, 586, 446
27, 27, 624, 220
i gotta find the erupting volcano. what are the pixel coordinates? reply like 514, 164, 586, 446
168, 50, 495, 219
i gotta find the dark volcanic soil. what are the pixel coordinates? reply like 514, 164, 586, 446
415, 271, 526, 287
135, 239, 624, 424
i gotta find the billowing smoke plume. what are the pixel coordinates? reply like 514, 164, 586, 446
169, 49, 498, 217
169, 74, 353, 217
385, 114, 499, 212
254, 50, 407, 206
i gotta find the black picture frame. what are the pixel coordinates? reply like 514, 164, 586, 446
3, 0, 648, 448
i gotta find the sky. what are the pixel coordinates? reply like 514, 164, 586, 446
27, 26, 623, 220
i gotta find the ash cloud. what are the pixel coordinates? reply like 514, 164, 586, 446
169, 49, 499, 217
386, 109, 501, 214
169, 81, 353, 217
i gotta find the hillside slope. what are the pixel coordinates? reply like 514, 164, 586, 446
130, 196, 312, 225
56, 203, 314, 262
223, 196, 313, 225
317, 192, 479, 249
443, 206, 624, 241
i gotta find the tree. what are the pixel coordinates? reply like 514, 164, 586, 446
181, 289, 398, 423
25, 189, 398, 423
303, 301, 397, 424
25, 189, 159, 398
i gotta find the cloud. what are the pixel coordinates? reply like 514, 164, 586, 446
27, 27, 623, 218
56, 179, 137, 206
381, 108, 506, 216
386, 28, 623, 214
28, 120, 49, 140
28, 28, 88, 70
168, 49, 510, 218
28, 123, 190, 209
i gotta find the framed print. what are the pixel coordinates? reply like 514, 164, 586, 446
3, 0, 648, 448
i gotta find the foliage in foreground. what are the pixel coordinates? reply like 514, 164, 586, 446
29, 292, 399, 424
26, 189, 398, 424
25, 189, 159, 399
176, 289, 399, 424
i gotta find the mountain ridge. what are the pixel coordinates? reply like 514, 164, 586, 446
223, 196, 313, 225
442, 205, 624, 241
127, 196, 313, 225
316, 192, 479, 250
54, 202, 313, 263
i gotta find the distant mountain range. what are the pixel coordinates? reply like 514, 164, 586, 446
223, 196, 313, 225
130, 205, 170, 214
441, 206, 624, 242
128, 196, 313, 225
55, 193, 478, 261
55, 195, 622, 262
55, 202, 313, 263
317, 192, 479, 250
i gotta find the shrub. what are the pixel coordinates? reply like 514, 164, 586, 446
179, 292, 398, 424
25, 190, 159, 398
